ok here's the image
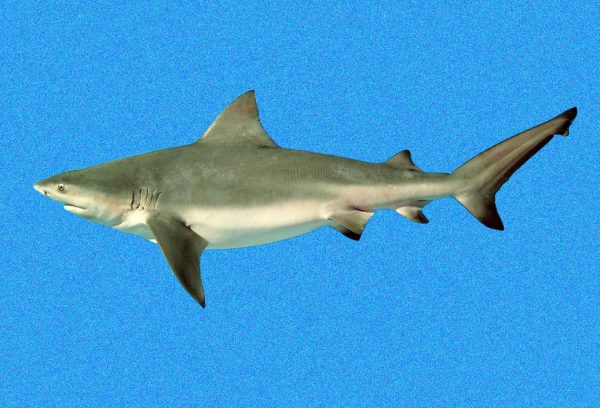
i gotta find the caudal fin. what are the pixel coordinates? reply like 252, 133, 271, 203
452, 107, 577, 230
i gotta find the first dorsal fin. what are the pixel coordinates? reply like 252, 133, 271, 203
385, 150, 422, 172
198, 90, 279, 148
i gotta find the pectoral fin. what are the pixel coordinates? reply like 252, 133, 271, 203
147, 215, 209, 308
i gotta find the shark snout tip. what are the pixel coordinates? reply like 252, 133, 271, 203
33, 183, 47, 196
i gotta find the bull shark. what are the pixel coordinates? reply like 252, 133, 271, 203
34, 91, 577, 308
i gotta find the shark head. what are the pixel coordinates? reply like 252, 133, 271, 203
33, 168, 131, 226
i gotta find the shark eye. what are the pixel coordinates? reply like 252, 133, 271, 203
58, 184, 65, 192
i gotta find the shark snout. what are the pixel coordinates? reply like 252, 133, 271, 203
33, 176, 91, 217
33, 182, 49, 196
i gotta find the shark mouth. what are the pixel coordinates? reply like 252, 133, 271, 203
64, 204, 87, 215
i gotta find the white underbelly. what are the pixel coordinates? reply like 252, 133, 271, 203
182, 200, 329, 249
114, 211, 155, 242
112, 200, 332, 249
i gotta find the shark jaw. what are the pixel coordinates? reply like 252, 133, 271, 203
63, 204, 87, 215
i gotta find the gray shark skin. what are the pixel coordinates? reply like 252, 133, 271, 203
34, 91, 577, 308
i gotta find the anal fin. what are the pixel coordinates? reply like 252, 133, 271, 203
329, 210, 374, 241
396, 206, 429, 224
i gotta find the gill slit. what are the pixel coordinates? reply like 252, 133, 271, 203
130, 188, 161, 211
142, 188, 150, 210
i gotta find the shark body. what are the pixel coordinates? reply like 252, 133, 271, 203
34, 91, 577, 308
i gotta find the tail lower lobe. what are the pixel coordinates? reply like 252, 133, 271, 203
452, 107, 577, 230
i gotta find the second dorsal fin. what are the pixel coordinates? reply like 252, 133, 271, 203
385, 150, 422, 172
198, 90, 279, 148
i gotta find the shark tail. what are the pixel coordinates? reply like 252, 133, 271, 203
452, 107, 577, 230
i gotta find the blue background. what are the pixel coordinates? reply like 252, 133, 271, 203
1, 2, 598, 406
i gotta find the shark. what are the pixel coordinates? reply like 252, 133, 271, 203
33, 91, 577, 308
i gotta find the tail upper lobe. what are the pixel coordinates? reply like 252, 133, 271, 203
452, 107, 577, 230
